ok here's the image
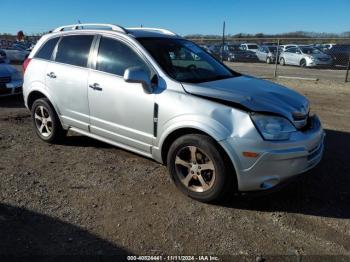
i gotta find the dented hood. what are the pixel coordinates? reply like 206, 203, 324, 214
182, 75, 309, 123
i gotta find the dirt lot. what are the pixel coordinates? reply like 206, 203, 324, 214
0, 78, 350, 259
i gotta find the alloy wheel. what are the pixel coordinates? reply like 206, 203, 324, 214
174, 146, 216, 193
34, 105, 53, 137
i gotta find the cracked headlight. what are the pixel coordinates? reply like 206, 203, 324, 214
251, 114, 296, 141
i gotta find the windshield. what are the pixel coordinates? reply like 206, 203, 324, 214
138, 38, 238, 83
300, 47, 323, 54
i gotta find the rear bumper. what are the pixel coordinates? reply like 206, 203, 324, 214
0, 80, 23, 97
221, 115, 325, 192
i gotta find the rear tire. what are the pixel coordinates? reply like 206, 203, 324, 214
266, 57, 272, 64
167, 134, 234, 202
31, 98, 66, 143
300, 59, 307, 68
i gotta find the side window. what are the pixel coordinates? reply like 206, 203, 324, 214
55, 35, 94, 67
96, 37, 150, 76
35, 37, 59, 60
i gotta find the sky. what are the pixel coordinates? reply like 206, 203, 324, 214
0, 0, 349, 36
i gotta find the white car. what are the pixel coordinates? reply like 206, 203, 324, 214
279, 46, 333, 68
3, 45, 30, 63
240, 43, 259, 53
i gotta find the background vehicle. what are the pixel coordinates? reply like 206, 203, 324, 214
256, 45, 280, 64
279, 46, 333, 67
0, 58, 23, 96
323, 45, 350, 67
2, 45, 30, 63
315, 43, 336, 52
226, 44, 258, 62
0, 49, 10, 64
23, 24, 324, 202
240, 43, 259, 53
280, 44, 298, 51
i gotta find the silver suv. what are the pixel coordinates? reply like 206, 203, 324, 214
23, 24, 325, 202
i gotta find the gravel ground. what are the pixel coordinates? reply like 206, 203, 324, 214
0, 78, 350, 260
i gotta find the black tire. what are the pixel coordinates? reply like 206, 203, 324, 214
280, 57, 285, 66
266, 57, 271, 64
300, 59, 307, 68
167, 134, 235, 202
31, 98, 66, 143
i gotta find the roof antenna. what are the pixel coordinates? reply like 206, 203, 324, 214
140, 24, 143, 28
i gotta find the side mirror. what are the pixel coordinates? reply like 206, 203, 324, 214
124, 67, 152, 93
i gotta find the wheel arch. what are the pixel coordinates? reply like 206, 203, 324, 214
159, 127, 238, 192
27, 89, 65, 129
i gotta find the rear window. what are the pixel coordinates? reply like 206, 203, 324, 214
35, 37, 59, 60
55, 35, 94, 67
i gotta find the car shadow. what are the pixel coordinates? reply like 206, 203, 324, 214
0, 203, 131, 259
0, 94, 25, 108
221, 129, 350, 219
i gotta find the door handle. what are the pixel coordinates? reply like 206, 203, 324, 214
89, 83, 102, 91
47, 72, 56, 78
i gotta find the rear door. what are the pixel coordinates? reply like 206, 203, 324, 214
45, 34, 94, 131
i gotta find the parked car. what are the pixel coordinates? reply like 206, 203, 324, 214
23, 23, 324, 202
240, 43, 259, 53
226, 44, 258, 62
315, 43, 336, 52
279, 46, 333, 67
324, 45, 350, 67
3, 45, 30, 63
0, 56, 23, 96
256, 45, 281, 64
0, 49, 10, 64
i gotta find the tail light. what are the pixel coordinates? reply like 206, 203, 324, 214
22, 58, 32, 74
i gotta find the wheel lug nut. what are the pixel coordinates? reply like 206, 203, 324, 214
191, 171, 194, 174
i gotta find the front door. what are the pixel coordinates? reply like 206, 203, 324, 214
88, 36, 155, 153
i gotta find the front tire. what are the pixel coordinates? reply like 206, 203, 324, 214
31, 98, 66, 143
167, 134, 234, 202
266, 57, 272, 64
300, 59, 307, 68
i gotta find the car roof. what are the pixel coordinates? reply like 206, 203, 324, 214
50, 24, 180, 39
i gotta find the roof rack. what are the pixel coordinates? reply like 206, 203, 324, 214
53, 23, 127, 33
127, 27, 177, 36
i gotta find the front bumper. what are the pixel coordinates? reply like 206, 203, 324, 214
221, 115, 325, 192
0, 80, 23, 97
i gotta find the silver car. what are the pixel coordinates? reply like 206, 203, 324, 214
23, 24, 325, 202
279, 46, 333, 67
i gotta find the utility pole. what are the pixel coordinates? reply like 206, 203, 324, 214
221, 21, 225, 62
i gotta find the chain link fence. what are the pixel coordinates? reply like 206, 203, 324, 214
187, 37, 350, 83
1, 35, 350, 82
